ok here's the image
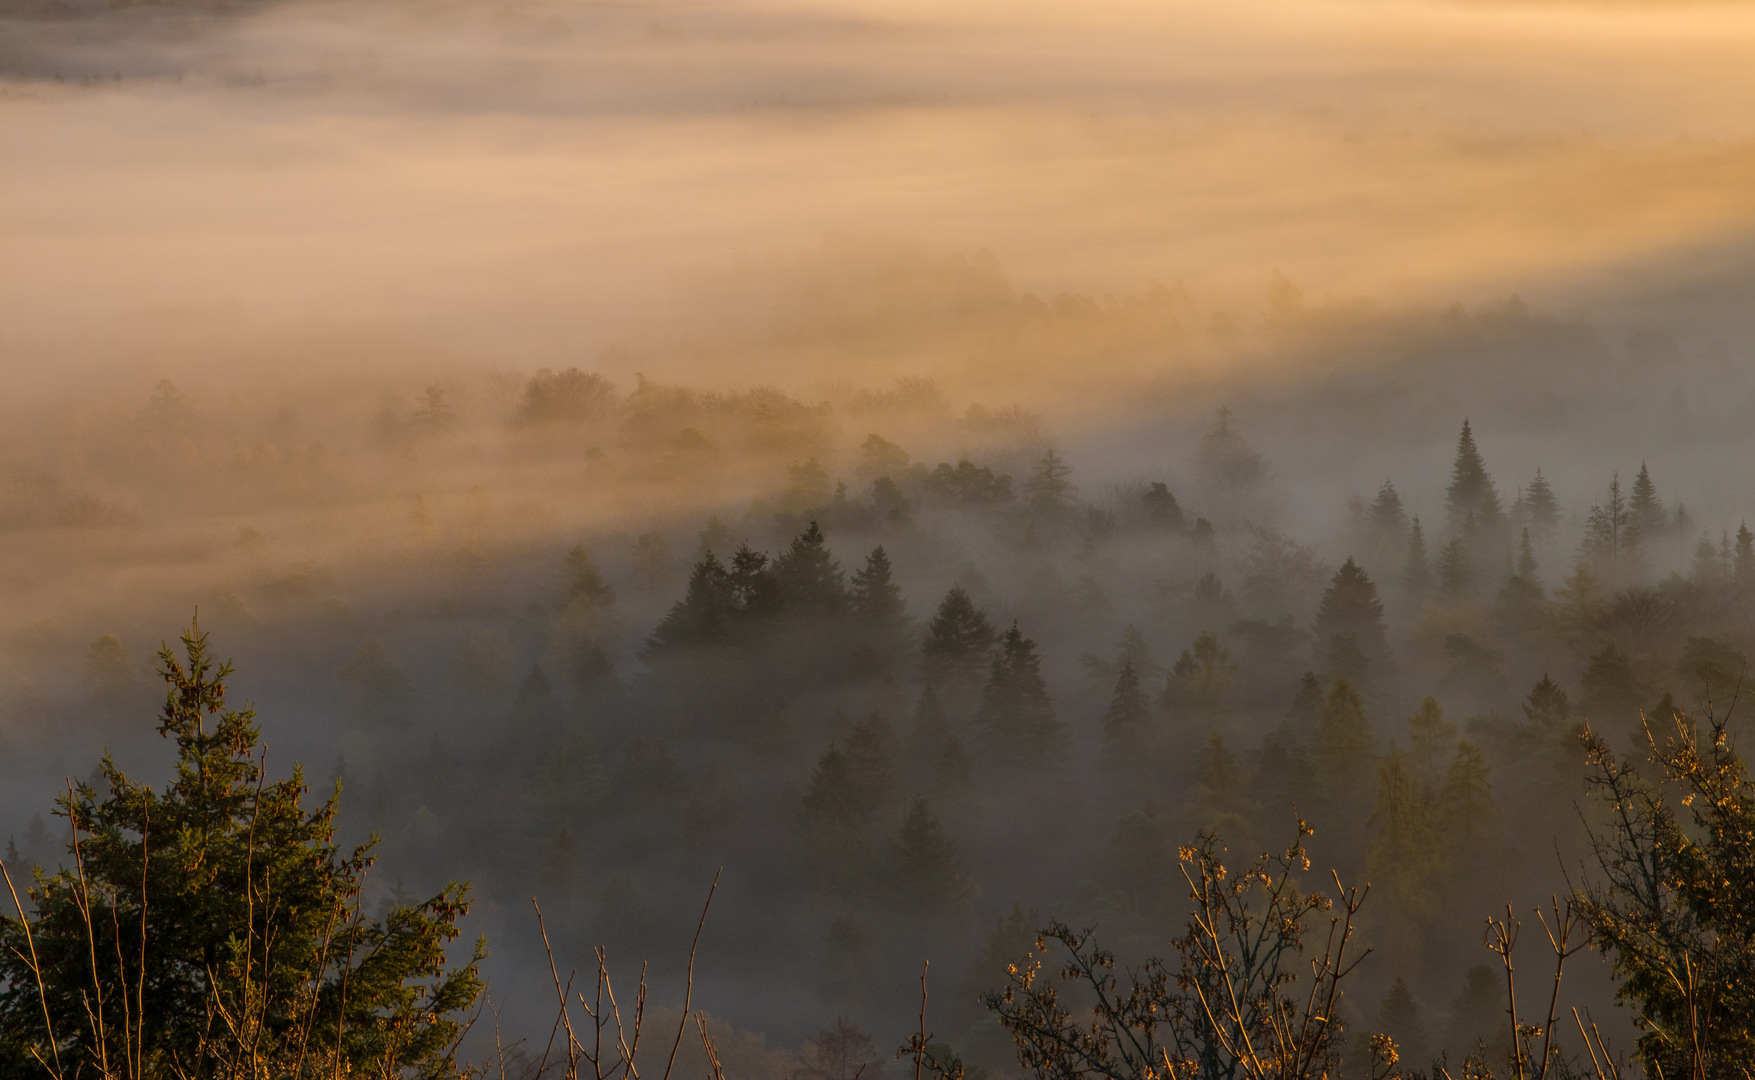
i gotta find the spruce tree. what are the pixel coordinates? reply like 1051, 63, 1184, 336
1691, 533, 1726, 591
729, 544, 784, 620
1437, 740, 1498, 877
1445, 420, 1503, 533
1140, 482, 1184, 530
1630, 462, 1665, 542
1366, 744, 1440, 962
1406, 696, 1456, 792
1515, 527, 1539, 582
1312, 558, 1388, 673
642, 551, 735, 656
976, 622, 1063, 768
1100, 660, 1153, 764
1522, 467, 1560, 540
922, 587, 998, 692
889, 798, 975, 912
1736, 522, 1755, 596
1523, 673, 1571, 728
1436, 537, 1473, 599
1401, 516, 1432, 600
1196, 406, 1265, 492
907, 685, 971, 793
842, 713, 899, 819
0, 624, 484, 1076
1368, 479, 1407, 541
1584, 472, 1636, 581
1161, 632, 1235, 726
1025, 447, 1075, 512
1378, 978, 1433, 1076
1314, 678, 1377, 826
849, 546, 911, 668
799, 744, 871, 895
563, 545, 616, 608
774, 521, 848, 613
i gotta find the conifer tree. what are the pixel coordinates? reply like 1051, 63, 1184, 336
1406, 696, 1456, 792
842, 713, 899, 819
976, 622, 1063, 768
774, 521, 848, 613
1401, 516, 1432, 600
1437, 739, 1498, 875
1690, 533, 1726, 592
1286, 672, 1324, 736
799, 744, 871, 893
1366, 744, 1440, 961
1100, 660, 1153, 765
1515, 527, 1539, 582
1522, 466, 1561, 541
1436, 537, 1473, 599
1378, 978, 1433, 1076
1312, 558, 1388, 674
1195, 406, 1265, 493
563, 545, 617, 609
642, 551, 735, 656
1580, 644, 1650, 731
1368, 479, 1407, 541
729, 544, 784, 620
1140, 482, 1184, 530
1025, 447, 1075, 512
1523, 673, 1571, 728
1630, 462, 1665, 542
1584, 472, 1636, 580
1185, 733, 1254, 841
1737, 522, 1755, 597
849, 546, 911, 668
1445, 420, 1503, 533
1314, 678, 1376, 826
889, 798, 975, 913
907, 685, 971, 793
922, 586, 998, 692
0, 624, 484, 1076
1161, 632, 1235, 727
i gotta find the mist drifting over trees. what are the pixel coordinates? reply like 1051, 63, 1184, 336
9, 0, 1755, 1076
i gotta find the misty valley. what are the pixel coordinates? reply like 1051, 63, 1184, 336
3, 363, 1753, 1079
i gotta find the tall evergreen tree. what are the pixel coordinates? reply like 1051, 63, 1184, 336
1368, 479, 1407, 541
849, 546, 910, 670
1406, 696, 1456, 792
1736, 522, 1755, 597
1523, 673, 1571, 728
799, 744, 871, 893
729, 544, 784, 620
643, 552, 735, 656
0, 625, 484, 1076
842, 713, 900, 819
1584, 472, 1638, 581
1515, 527, 1539, 582
1436, 537, 1473, 599
1445, 420, 1503, 534
922, 587, 998, 693
1312, 558, 1389, 675
1630, 462, 1665, 543
1437, 739, 1498, 878
1366, 744, 1440, 960
1100, 660, 1153, 765
907, 685, 971, 794
1313, 678, 1377, 828
1140, 482, 1184, 530
774, 521, 848, 613
976, 622, 1063, 768
1025, 447, 1075, 512
889, 798, 975, 913
1521, 466, 1561, 541
1161, 632, 1235, 728
1401, 516, 1432, 600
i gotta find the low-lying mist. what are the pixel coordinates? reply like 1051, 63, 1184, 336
6, 0, 1755, 1073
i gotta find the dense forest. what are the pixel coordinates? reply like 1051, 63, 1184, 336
3, 360, 1754, 1078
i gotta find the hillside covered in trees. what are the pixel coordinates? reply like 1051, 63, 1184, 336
5, 360, 1755, 1077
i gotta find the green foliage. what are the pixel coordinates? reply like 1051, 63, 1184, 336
922, 587, 998, 693
1577, 712, 1755, 1078
1314, 558, 1388, 671
888, 799, 974, 913
1446, 419, 1503, 532
0, 624, 483, 1078
976, 623, 1063, 768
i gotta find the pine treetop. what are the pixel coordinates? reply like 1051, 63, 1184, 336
1446, 420, 1503, 529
